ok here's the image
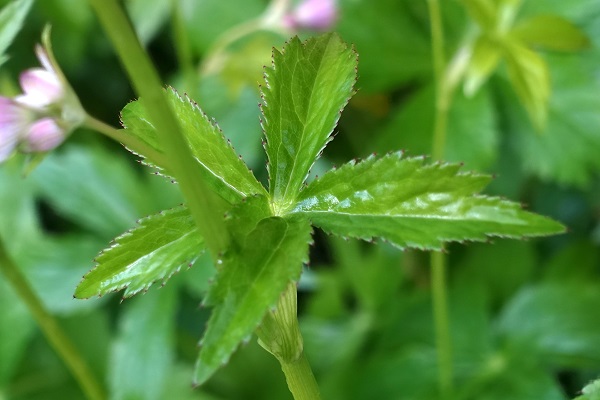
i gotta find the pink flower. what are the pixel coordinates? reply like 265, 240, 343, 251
0, 44, 84, 163
283, 0, 338, 31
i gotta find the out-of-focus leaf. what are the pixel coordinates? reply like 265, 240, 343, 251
262, 34, 356, 211
337, 0, 430, 92
22, 235, 104, 314
121, 88, 266, 203
498, 284, 600, 368
126, 0, 170, 44
512, 14, 590, 52
0, 277, 34, 386
110, 284, 177, 400
466, 360, 565, 400
580, 379, 600, 400
339, 346, 438, 400
292, 153, 564, 250
503, 39, 550, 130
459, 0, 498, 28
75, 206, 203, 299
182, 0, 264, 54
0, 0, 33, 66
464, 36, 502, 96
30, 145, 149, 238
215, 32, 282, 97
375, 84, 498, 171
195, 207, 312, 385
503, 50, 600, 186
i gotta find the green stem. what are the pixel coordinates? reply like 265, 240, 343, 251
427, 0, 454, 398
256, 284, 320, 400
431, 251, 453, 397
84, 115, 168, 169
280, 353, 321, 400
87, 0, 229, 259
0, 239, 105, 400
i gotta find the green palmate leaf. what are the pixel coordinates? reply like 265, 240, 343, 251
75, 206, 202, 299
0, 0, 33, 66
503, 40, 550, 130
121, 87, 266, 203
291, 152, 564, 250
262, 33, 356, 212
194, 203, 312, 385
512, 14, 590, 52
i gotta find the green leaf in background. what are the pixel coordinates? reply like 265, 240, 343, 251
512, 14, 590, 52
31, 145, 154, 238
503, 39, 550, 130
182, 0, 264, 54
75, 206, 203, 299
459, 0, 498, 29
0, 277, 34, 387
292, 152, 564, 250
498, 284, 600, 368
579, 379, 600, 400
464, 36, 502, 96
195, 209, 312, 385
375, 84, 498, 171
110, 284, 177, 400
262, 34, 356, 212
337, 0, 431, 93
503, 49, 600, 187
0, 0, 33, 66
121, 88, 266, 203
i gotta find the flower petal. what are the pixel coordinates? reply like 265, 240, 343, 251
18, 68, 63, 108
292, 0, 338, 30
0, 97, 29, 162
23, 118, 65, 152
35, 44, 57, 75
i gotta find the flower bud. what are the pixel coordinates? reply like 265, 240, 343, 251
22, 118, 65, 152
0, 29, 84, 163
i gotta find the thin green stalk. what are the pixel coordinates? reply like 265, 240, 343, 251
84, 115, 168, 169
256, 284, 320, 400
431, 251, 453, 397
87, 0, 229, 259
0, 239, 105, 400
199, 0, 290, 75
427, 0, 454, 398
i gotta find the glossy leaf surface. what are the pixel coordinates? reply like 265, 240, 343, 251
194, 203, 312, 385
121, 88, 266, 203
75, 206, 203, 298
262, 34, 356, 211
292, 153, 564, 250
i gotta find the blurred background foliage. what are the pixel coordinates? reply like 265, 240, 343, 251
0, 0, 599, 399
